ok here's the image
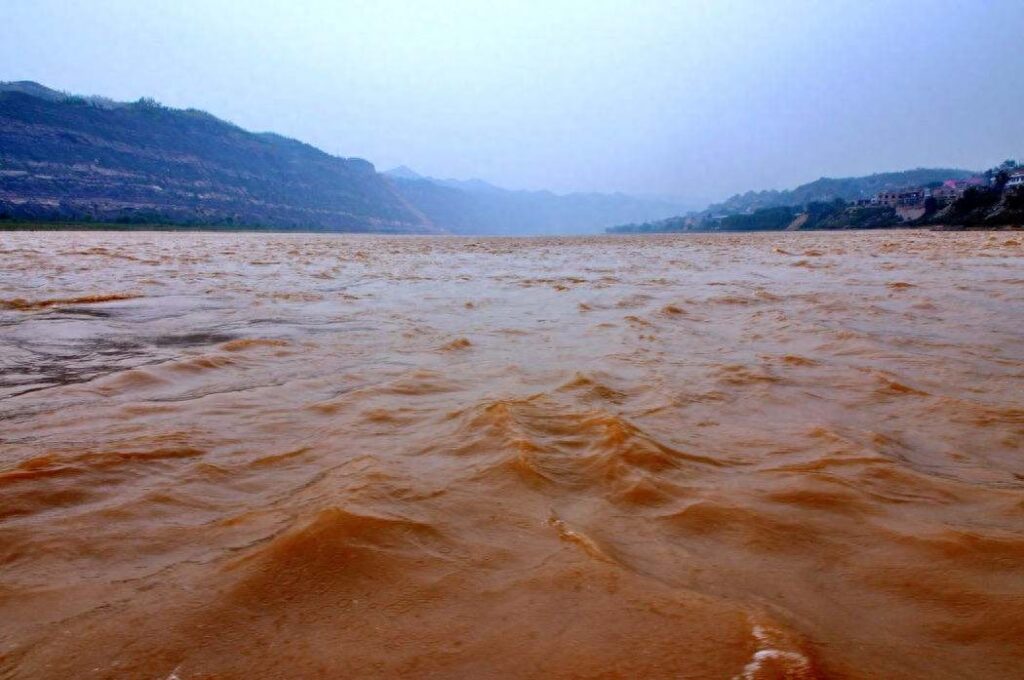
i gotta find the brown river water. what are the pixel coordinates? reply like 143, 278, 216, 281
0, 230, 1022, 679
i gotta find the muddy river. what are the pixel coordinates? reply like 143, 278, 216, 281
1, 230, 1022, 678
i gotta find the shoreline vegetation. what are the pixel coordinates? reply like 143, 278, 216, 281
607, 161, 1024, 234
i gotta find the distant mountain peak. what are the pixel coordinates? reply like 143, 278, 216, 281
385, 165, 424, 180
434, 177, 504, 194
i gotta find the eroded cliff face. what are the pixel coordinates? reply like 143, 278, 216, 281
0, 88, 436, 232
929, 185, 1024, 228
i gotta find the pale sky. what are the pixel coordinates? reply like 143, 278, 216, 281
3, 0, 1023, 202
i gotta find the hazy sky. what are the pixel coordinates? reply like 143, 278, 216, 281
3, 0, 1023, 202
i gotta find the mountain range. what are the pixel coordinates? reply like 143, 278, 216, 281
3, 81, 1006, 235
0, 82, 690, 234
382, 166, 693, 235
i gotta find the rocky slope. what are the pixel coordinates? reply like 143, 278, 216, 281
0, 82, 435, 232
0, 82, 694, 234
926, 184, 1024, 227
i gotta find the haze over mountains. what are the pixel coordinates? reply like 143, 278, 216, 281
1, 81, 1004, 234
0, 82, 692, 234
382, 166, 694, 235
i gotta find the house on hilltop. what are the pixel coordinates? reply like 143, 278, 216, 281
874, 190, 900, 207
931, 180, 964, 205
875, 188, 925, 208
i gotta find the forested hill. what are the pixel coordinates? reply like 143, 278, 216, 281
706, 168, 976, 216
0, 82, 435, 232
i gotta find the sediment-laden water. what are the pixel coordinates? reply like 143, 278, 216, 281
1, 230, 1022, 679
